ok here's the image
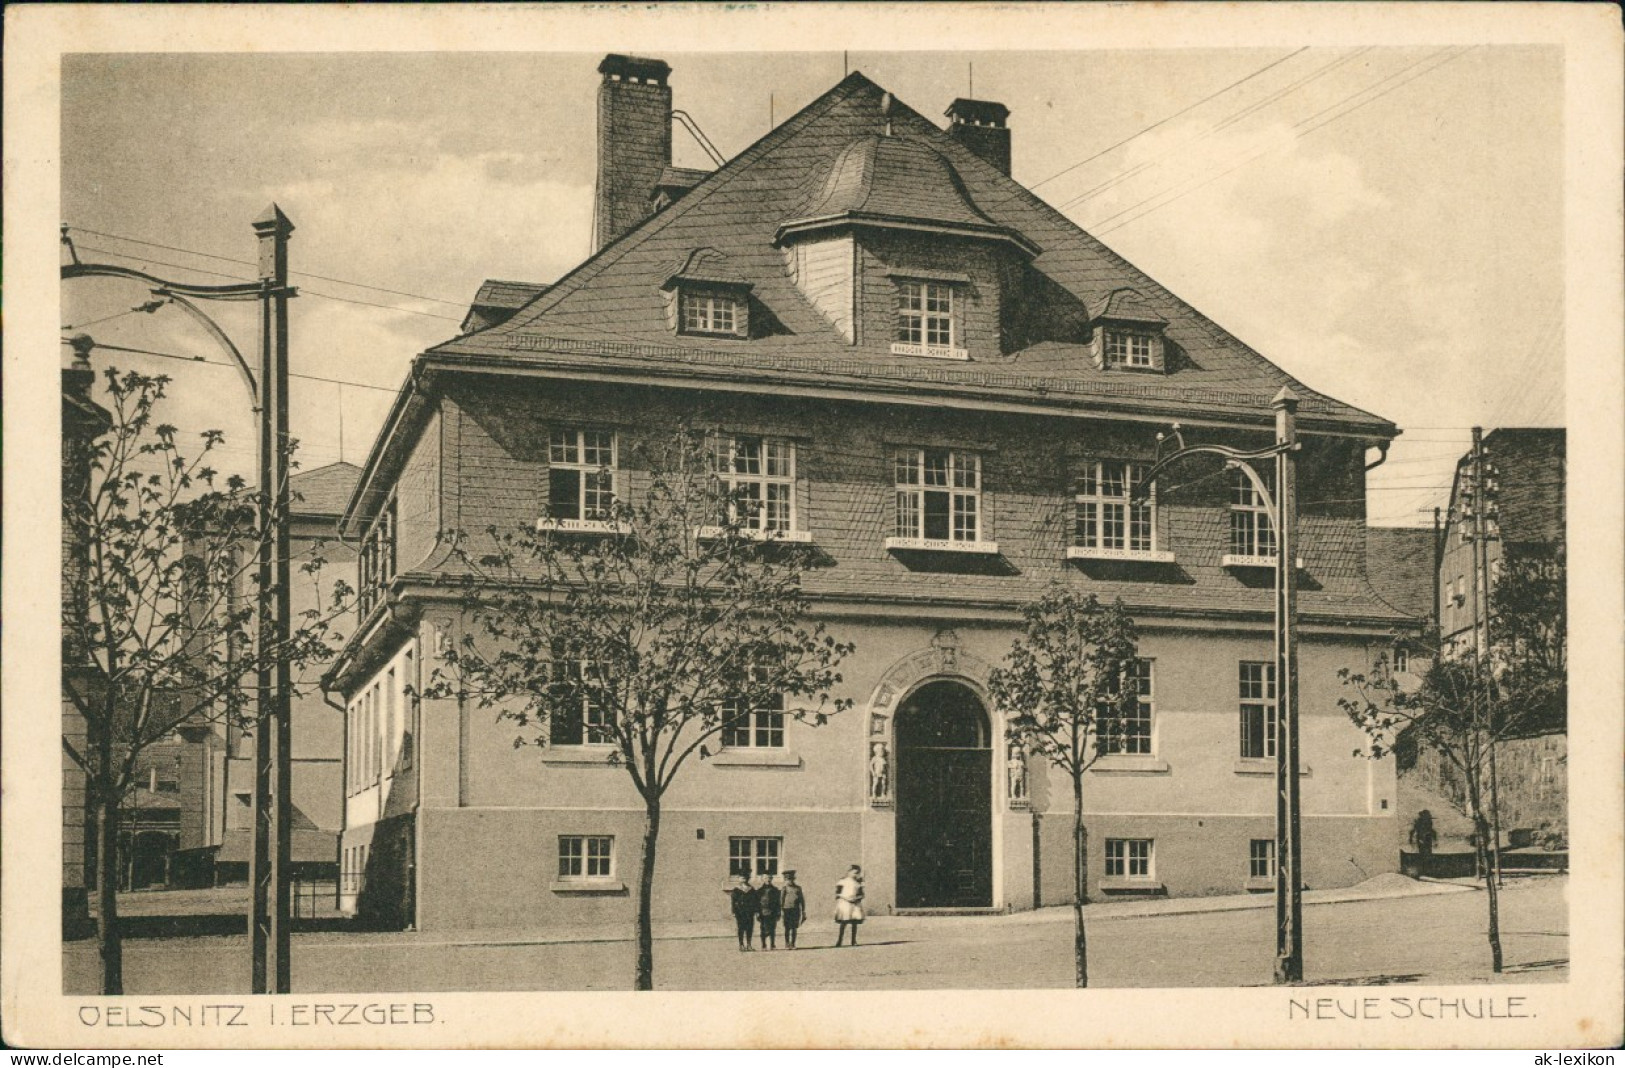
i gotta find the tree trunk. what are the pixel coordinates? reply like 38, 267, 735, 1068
1466, 765, 1504, 973
1072, 773, 1088, 988
96, 789, 124, 995
633, 798, 662, 991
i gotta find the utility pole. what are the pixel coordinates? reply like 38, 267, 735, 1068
1469, 429, 1505, 889
250, 205, 295, 994
1272, 388, 1303, 985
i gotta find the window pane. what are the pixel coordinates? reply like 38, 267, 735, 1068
923, 450, 949, 487
896, 490, 920, 538
923, 490, 951, 541
895, 451, 920, 486
549, 430, 578, 465
559, 837, 583, 878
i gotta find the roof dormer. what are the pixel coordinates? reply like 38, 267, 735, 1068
1091, 288, 1170, 373
661, 248, 753, 339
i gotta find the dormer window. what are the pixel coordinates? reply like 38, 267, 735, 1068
680, 290, 744, 337
892, 280, 967, 360
1092, 289, 1168, 372
1105, 331, 1155, 369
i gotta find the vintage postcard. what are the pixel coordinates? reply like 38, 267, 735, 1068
4, 2, 1621, 1050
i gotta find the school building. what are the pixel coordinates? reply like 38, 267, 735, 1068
327, 55, 1410, 930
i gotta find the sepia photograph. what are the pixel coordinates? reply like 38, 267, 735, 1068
5, 2, 1621, 1050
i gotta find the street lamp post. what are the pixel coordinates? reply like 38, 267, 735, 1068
1134, 385, 1303, 983
61, 207, 298, 993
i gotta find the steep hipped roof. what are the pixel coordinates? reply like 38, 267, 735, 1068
431, 71, 1394, 437
289, 461, 361, 517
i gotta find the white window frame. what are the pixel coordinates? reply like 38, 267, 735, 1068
1239, 661, 1277, 760
1249, 838, 1277, 880
728, 836, 782, 879
1068, 460, 1173, 563
886, 448, 997, 554
1105, 838, 1154, 880
1097, 659, 1155, 757
549, 659, 615, 747
681, 290, 742, 336
1104, 330, 1155, 368
1392, 644, 1410, 674
1224, 467, 1279, 567
702, 435, 811, 542
721, 665, 786, 750
891, 280, 967, 360
557, 835, 615, 880
541, 428, 624, 533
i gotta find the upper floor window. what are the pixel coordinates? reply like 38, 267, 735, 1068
1238, 661, 1277, 760
1097, 659, 1154, 757
721, 666, 785, 749
892, 280, 966, 360
546, 429, 617, 526
358, 495, 397, 617
1071, 461, 1170, 561
711, 436, 798, 537
1228, 467, 1277, 562
891, 448, 986, 549
1104, 331, 1155, 368
680, 290, 745, 337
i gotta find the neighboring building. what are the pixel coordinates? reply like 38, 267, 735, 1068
62, 346, 110, 931
1429, 428, 1567, 845
215, 462, 360, 888
1365, 525, 1439, 680
329, 55, 1411, 931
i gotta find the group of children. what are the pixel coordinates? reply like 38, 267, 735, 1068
724, 865, 866, 951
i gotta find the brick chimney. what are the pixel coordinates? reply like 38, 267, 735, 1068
945, 98, 1011, 176
595, 54, 673, 251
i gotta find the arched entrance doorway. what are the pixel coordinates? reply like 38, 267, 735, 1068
894, 680, 993, 908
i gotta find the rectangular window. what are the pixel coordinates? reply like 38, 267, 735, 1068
896, 281, 955, 350
1104, 331, 1154, 368
401, 649, 416, 772
547, 429, 617, 523
1392, 645, 1409, 674
681, 291, 740, 335
712, 436, 796, 533
1105, 838, 1153, 879
721, 666, 785, 749
1097, 659, 1154, 756
1229, 467, 1277, 559
383, 668, 397, 778
548, 659, 613, 746
728, 836, 782, 878
1250, 839, 1277, 879
894, 448, 981, 544
1075, 461, 1155, 555
558, 835, 614, 879
358, 496, 397, 616
1239, 661, 1277, 760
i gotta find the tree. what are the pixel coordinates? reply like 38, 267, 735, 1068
61, 370, 351, 994
432, 429, 853, 991
1341, 542, 1565, 977
986, 588, 1139, 988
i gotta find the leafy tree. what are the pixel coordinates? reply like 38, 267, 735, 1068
1341, 543, 1565, 976
61, 369, 351, 994
986, 588, 1138, 988
431, 429, 853, 991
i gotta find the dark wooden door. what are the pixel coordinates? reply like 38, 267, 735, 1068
895, 681, 993, 908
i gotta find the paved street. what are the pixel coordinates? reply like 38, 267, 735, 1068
64, 875, 1566, 994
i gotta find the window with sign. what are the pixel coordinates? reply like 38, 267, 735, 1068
1075, 461, 1156, 556
547, 429, 617, 523
712, 436, 796, 534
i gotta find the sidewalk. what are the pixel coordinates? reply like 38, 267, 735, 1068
308, 870, 1494, 950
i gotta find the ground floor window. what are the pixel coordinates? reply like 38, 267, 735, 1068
1105, 838, 1153, 880
558, 835, 614, 879
1250, 838, 1277, 879
728, 836, 781, 878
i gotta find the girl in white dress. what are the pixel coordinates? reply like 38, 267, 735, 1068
834, 865, 865, 947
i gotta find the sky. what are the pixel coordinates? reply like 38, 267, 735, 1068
59, 45, 1564, 525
